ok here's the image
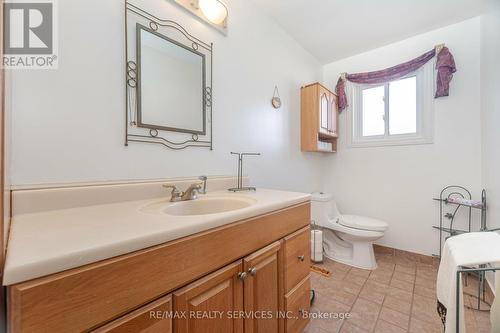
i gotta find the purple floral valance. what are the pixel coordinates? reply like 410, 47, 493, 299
335, 47, 456, 112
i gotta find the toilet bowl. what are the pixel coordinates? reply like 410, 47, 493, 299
311, 192, 388, 270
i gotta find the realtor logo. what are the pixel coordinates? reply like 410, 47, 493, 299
3, 0, 58, 69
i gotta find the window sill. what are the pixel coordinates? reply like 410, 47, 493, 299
348, 136, 434, 148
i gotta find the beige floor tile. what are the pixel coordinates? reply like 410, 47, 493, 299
411, 294, 442, 325
330, 269, 349, 281
390, 278, 414, 292
349, 267, 371, 278
409, 317, 443, 333
393, 271, 416, 283
473, 307, 492, 331
413, 284, 436, 299
339, 322, 370, 333
414, 275, 435, 289
368, 270, 393, 285
379, 307, 410, 329
344, 271, 368, 286
303, 321, 329, 333
331, 260, 352, 272
340, 280, 364, 296
311, 273, 341, 291
359, 281, 387, 305
374, 319, 407, 333
310, 294, 351, 333
395, 264, 416, 276
393, 257, 417, 268
317, 287, 357, 307
383, 295, 412, 315
386, 287, 413, 302
377, 260, 396, 271
346, 298, 381, 332
416, 267, 437, 281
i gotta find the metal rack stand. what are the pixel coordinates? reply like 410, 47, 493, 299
433, 187, 500, 318
455, 265, 500, 333
433, 186, 487, 259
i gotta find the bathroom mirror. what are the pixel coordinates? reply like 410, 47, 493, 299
137, 25, 206, 134
125, 2, 213, 150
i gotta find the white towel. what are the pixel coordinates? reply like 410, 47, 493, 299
436, 232, 500, 333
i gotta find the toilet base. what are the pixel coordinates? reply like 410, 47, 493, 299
322, 228, 380, 270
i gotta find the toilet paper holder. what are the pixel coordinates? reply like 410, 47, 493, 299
310, 220, 323, 263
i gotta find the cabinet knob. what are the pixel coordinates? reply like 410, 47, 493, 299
248, 267, 257, 276
237, 272, 247, 280
298, 255, 305, 262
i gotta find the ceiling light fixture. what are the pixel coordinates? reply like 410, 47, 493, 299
198, 0, 228, 25
171, 0, 228, 35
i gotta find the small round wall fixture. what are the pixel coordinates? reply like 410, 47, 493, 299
271, 86, 281, 109
198, 0, 228, 25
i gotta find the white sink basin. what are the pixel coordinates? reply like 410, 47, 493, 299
141, 196, 257, 216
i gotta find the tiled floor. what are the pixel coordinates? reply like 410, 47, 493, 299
305, 252, 493, 333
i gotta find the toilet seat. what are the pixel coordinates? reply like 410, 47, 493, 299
328, 219, 384, 238
339, 215, 388, 232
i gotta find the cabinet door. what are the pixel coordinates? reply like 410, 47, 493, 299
173, 261, 244, 333
92, 295, 172, 333
329, 93, 338, 135
243, 242, 281, 333
283, 227, 311, 293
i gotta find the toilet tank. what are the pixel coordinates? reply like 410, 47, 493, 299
311, 192, 339, 228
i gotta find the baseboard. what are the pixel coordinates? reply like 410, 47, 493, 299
373, 244, 439, 267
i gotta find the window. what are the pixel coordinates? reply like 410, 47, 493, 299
349, 64, 434, 147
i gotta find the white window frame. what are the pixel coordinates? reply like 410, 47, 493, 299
347, 62, 435, 148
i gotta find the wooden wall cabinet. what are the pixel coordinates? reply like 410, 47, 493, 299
7, 204, 311, 333
301, 82, 339, 153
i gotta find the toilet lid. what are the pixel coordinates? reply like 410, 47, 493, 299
338, 215, 388, 232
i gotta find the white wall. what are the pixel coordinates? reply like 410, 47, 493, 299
322, 18, 483, 256
480, 9, 500, 231
9, 0, 325, 193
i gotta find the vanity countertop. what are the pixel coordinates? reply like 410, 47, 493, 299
3, 189, 310, 285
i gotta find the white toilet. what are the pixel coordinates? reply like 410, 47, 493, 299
311, 192, 389, 270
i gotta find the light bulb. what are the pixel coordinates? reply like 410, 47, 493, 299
198, 0, 227, 25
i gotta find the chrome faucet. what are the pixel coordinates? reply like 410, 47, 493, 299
181, 183, 202, 201
163, 182, 203, 202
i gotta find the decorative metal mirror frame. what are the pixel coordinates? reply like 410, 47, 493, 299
124, 1, 213, 150
136, 23, 207, 135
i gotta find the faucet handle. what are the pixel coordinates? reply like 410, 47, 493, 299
163, 184, 181, 201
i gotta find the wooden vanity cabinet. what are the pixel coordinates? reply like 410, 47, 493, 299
7, 203, 311, 333
301, 82, 339, 153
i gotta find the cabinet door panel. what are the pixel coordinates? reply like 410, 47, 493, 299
243, 242, 281, 333
173, 261, 244, 333
319, 92, 329, 132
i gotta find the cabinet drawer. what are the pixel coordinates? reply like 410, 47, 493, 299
92, 295, 172, 333
284, 277, 310, 333
283, 227, 310, 293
